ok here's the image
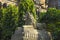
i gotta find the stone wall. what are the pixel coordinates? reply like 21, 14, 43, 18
11, 24, 52, 40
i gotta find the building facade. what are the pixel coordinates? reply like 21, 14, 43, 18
34, 0, 60, 12
48, 0, 60, 9
0, 0, 60, 12
34, 0, 47, 12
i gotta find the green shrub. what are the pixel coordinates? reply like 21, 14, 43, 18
0, 5, 18, 40
39, 8, 60, 40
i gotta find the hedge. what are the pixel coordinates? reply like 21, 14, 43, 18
0, 5, 18, 40
39, 8, 60, 40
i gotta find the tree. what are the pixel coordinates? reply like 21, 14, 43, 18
18, 0, 36, 27
0, 5, 18, 40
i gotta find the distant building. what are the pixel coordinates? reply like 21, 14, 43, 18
34, 0, 47, 12
0, 0, 16, 5
48, 0, 60, 9
0, 0, 60, 12
34, 0, 60, 12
